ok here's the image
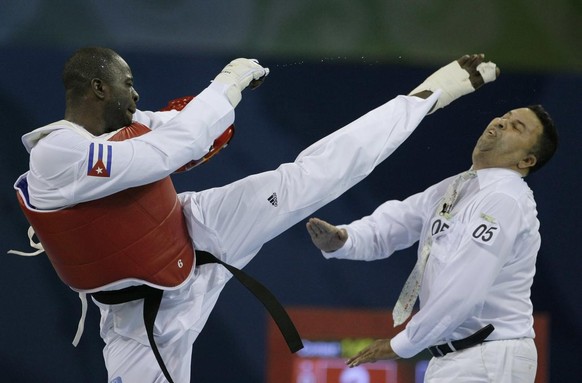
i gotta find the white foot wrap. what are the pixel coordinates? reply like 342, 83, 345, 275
477, 61, 497, 83
213, 58, 270, 107
409, 60, 497, 114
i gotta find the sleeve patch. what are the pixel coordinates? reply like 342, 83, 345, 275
87, 143, 112, 177
470, 213, 500, 246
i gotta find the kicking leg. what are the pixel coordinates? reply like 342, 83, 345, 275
180, 54, 499, 267
180, 92, 439, 268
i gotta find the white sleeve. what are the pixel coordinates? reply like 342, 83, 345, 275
28, 83, 234, 209
324, 185, 440, 261
133, 109, 179, 130
390, 193, 523, 358
133, 82, 233, 130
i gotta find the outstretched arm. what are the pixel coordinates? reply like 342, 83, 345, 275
410, 53, 500, 113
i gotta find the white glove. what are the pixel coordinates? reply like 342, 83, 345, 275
213, 58, 270, 107
409, 59, 497, 114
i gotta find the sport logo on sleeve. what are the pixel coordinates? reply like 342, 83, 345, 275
87, 143, 112, 177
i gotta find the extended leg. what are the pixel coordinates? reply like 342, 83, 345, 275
180, 92, 439, 268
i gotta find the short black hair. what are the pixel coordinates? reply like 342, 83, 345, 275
527, 104, 558, 175
62, 47, 121, 95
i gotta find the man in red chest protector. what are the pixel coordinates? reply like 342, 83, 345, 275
12, 47, 498, 382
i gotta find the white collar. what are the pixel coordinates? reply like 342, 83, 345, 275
474, 167, 523, 189
21, 120, 127, 152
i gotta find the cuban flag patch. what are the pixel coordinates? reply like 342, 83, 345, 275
87, 143, 112, 177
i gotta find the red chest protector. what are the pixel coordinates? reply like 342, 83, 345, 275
16, 96, 235, 292
16, 123, 194, 292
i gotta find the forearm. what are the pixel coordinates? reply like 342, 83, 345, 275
135, 82, 234, 162
323, 196, 426, 261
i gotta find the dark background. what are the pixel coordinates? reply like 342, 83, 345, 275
1, 2, 580, 382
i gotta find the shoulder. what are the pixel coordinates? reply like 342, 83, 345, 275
473, 181, 537, 231
24, 120, 93, 152
477, 169, 534, 203
28, 122, 95, 179
31, 127, 89, 159
464, 169, 535, 222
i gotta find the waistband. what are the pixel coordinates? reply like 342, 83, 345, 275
428, 324, 495, 358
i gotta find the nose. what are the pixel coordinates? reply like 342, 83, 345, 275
132, 88, 140, 103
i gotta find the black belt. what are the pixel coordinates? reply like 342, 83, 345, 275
428, 324, 495, 358
93, 250, 303, 383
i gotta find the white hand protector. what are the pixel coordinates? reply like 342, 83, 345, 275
213, 58, 270, 107
409, 60, 497, 114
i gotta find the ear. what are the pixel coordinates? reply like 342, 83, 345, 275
518, 154, 537, 170
91, 78, 106, 99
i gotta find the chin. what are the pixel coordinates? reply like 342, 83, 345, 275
122, 115, 134, 127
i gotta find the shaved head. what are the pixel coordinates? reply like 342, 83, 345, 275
62, 47, 123, 97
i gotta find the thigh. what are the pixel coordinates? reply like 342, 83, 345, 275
480, 339, 537, 383
103, 330, 196, 383
180, 164, 337, 269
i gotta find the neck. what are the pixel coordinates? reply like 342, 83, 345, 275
471, 151, 528, 177
65, 107, 105, 136
472, 163, 528, 177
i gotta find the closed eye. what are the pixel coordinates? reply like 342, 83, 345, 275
514, 119, 527, 132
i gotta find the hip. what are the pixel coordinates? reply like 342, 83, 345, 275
425, 338, 537, 383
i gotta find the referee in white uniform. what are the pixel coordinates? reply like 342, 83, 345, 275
307, 103, 558, 382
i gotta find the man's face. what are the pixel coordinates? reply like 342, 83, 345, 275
102, 56, 139, 132
472, 108, 543, 173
